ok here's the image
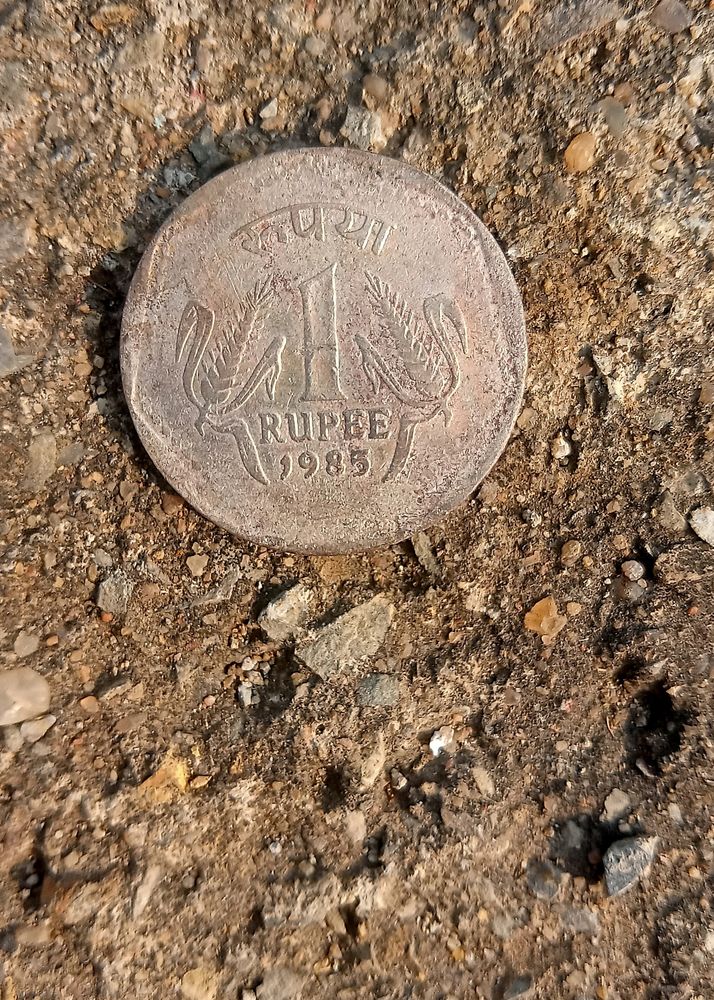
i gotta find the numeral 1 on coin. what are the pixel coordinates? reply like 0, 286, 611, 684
299, 262, 346, 402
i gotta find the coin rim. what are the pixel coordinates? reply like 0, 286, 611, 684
120, 146, 527, 555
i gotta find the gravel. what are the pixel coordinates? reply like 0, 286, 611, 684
357, 672, 399, 706
0, 1, 710, 996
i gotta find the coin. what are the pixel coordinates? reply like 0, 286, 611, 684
121, 148, 526, 554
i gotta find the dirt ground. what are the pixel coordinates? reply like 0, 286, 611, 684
1, 1, 713, 998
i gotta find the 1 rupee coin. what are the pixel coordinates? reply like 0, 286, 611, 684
120, 148, 526, 554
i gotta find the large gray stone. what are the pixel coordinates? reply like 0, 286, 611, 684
296, 596, 393, 680
604, 836, 658, 896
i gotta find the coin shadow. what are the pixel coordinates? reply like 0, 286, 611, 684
80, 120, 328, 490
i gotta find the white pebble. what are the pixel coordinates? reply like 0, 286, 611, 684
429, 725, 455, 756
550, 434, 572, 460
621, 560, 645, 581
690, 507, 714, 547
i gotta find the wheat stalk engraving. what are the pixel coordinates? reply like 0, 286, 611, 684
365, 273, 448, 399
360, 272, 468, 481
181, 279, 274, 431
176, 276, 284, 485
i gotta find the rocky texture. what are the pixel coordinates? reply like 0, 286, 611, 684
357, 672, 399, 707
0, 2, 712, 997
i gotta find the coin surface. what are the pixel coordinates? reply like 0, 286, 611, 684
121, 148, 526, 554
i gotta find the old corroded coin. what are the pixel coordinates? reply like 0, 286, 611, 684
121, 148, 526, 554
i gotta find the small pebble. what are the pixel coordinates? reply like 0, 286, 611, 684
345, 810, 366, 844
657, 491, 688, 535
341, 106, 386, 151
595, 96, 627, 137
429, 725, 456, 756
259, 97, 278, 120
258, 584, 313, 642
186, 554, 209, 577
613, 81, 635, 106
558, 905, 600, 936
564, 132, 597, 173
621, 559, 645, 581
525, 858, 562, 900
133, 863, 163, 919
303, 35, 325, 57
4, 726, 24, 752
560, 540, 582, 566
601, 788, 632, 823
362, 73, 389, 102
473, 765, 494, 797
23, 432, 57, 491
296, 595, 393, 680
358, 673, 399, 707
256, 966, 305, 1000
612, 576, 644, 604
550, 434, 572, 460
96, 571, 133, 615
161, 492, 184, 515
524, 596, 567, 640
650, 408, 674, 431
79, 695, 100, 714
